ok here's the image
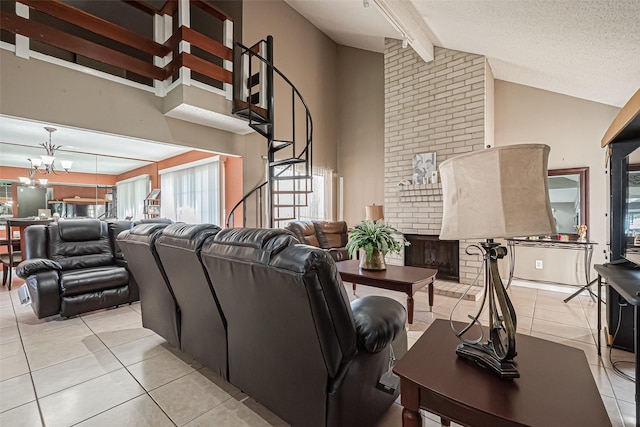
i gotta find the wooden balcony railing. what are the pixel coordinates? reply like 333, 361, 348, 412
1, 0, 233, 93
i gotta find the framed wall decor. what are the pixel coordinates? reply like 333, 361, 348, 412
412, 152, 436, 185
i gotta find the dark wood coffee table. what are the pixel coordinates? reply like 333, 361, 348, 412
394, 319, 611, 427
336, 260, 437, 324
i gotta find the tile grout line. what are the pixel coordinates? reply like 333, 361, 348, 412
7, 282, 47, 427
76, 306, 180, 427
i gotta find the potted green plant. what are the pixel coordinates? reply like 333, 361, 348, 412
346, 220, 409, 270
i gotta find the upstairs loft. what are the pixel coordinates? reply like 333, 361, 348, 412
0, 0, 252, 135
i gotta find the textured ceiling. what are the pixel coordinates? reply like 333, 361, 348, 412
285, 0, 640, 107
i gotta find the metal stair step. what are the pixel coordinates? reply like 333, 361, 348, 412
271, 140, 294, 151
273, 175, 312, 180
269, 158, 306, 167
249, 123, 271, 139
232, 99, 270, 123
272, 190, 313, 194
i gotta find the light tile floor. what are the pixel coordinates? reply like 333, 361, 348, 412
0, 275, 636, 426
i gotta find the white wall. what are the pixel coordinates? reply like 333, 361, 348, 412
495, 81, 619, 285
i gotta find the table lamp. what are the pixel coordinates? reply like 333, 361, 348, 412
365, 204, 384, 221
439, 144, 556, 379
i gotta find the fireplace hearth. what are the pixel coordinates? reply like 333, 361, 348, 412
404, 234, 459, 281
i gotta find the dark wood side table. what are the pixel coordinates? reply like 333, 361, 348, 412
595, 263, 639, 426
394, 319, 611, 427
336, 260, 437, 324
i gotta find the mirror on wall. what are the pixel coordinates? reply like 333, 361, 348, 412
548, 167, 589, 238
1, 142, 151, 220
0, 116, 227, 222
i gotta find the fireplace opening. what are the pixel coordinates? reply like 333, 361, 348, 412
404, 234, 459, 281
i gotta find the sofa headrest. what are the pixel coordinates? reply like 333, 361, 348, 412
57, 219, 103, 241
133, 217, 174, 226
156, 223, 221, 252
205, 228, 298, 265
285, 221, 319, 247
314, 221, 347, 234
117, 223, 170, 248
129, 223, 170, 237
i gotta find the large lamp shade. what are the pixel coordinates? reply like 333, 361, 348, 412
439, 144, 556, 240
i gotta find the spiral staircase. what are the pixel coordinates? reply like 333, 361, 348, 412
226, 36, 313, 229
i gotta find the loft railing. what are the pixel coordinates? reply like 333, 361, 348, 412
0, 0, 233, 95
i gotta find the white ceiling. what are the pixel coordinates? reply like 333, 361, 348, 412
284, 0, 640, 107
0, 115, 196, 175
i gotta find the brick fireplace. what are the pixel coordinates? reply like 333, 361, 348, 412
404, 234, 459, 281
383, 41, 494, 287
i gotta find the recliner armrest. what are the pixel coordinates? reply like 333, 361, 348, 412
351, 296, 406, 354
327, 247, 349, 261
16, 258, 62, 279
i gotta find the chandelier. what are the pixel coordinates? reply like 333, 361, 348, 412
19, 127, 73, 186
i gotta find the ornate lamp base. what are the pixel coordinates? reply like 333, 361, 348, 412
454, 240, 519, 380
456, 342, 519, 379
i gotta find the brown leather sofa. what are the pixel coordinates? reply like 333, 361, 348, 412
16, 219, 138, 318
285, 220, 350, 261
199, 228, 407, 427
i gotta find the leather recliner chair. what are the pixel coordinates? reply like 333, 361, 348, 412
116, 222, 179, 347
16, 219, 136, 319
155, 223, 227, 379
199, 228, 407, 427
286, 220, 350, 261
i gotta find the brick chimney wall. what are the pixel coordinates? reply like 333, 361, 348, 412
383, 40, 488, 285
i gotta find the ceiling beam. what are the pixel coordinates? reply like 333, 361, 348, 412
373, 0, 434, 63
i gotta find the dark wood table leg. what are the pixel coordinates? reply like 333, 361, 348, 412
406, 294, 414, 324
428, 280, 434, 312
400, 378, 421, 427
352, 283, 356, 295
441, 418, 451, 426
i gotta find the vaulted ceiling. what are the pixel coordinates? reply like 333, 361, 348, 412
284, 0, 640, 107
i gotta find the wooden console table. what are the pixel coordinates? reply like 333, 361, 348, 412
394, 319, 611, 427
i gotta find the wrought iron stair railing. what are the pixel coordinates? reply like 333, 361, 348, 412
227, 35, 313, 228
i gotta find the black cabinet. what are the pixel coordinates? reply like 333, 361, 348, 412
607, 116, 640, 351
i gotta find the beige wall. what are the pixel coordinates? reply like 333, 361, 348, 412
336, 46, 384, 226
0, 50, 237, 155
242, 0, 338, 222
495, 81, 619, 285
